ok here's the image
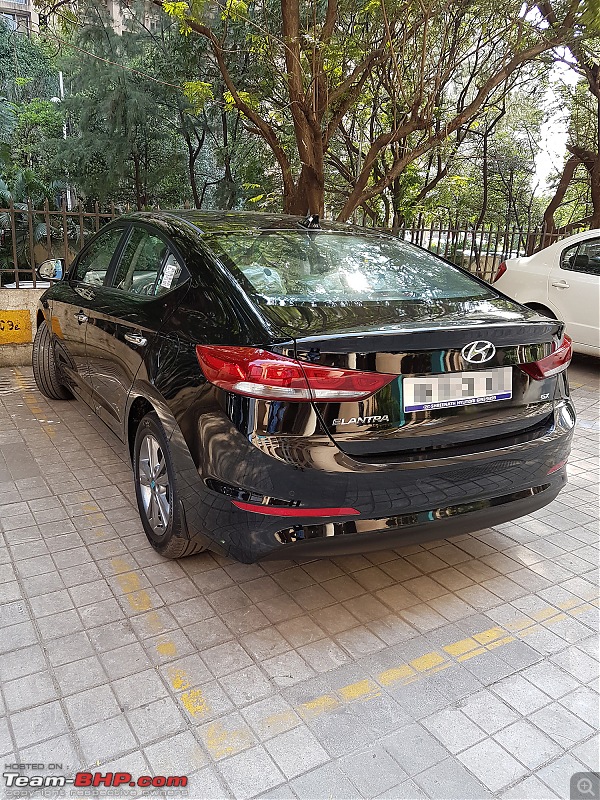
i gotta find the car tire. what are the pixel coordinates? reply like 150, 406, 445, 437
32, 320, 72, 400
133, 412, 206, 559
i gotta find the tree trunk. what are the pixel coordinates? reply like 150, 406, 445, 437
283, 162, 325, 216
542, 154, 580, 240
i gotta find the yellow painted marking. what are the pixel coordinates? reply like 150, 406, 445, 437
558, 598, 583, 611
487, 635, 515, 650
264, 710, 298, 730
125, 590, 153, 613
411, 652, 447, 672
115, 571, 142, 593
428, 662, 453, 676
298, 695, 340, 719
338, 679, 381, 702
571, 604, 594, 616
168, 668, 191, 691
443, 638, 479, 657
180, 688, 210, 718
519, 623, 542, 637
157, 641, 178, 658
111, 557, 137, 575
473, 627, 505, 645
543, 612, 567, 624
0, 310, 32, 344
506, 617, 536, 632
378, 665, 415, 686
532, 607, 560, 622
201, 722, 254, 760
457, 646, 487, 662
82, 502, 99, 513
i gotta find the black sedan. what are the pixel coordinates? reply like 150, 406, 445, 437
33, 211, 575, 563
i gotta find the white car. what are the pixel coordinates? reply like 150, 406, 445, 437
493, 229, 600, 356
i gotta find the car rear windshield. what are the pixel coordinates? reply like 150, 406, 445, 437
205, 231, 491, 303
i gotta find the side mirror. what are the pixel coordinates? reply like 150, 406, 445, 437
37, 259, 65, 281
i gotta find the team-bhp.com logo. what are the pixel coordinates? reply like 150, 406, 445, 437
3, 770, 188, 790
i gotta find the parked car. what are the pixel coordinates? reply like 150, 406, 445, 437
32, 211, 574, 563
493, 229, 600, 357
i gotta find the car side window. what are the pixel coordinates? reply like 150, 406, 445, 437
561, 239, 600, 276
111, 228, 169, 296
74, 227, 124, 285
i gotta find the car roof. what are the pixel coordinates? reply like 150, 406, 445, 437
121, 209, 380, 236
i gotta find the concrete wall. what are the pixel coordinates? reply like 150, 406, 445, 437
0, 288, 47, 367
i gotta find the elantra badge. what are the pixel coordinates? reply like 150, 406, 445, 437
461, 340, 496, 364
333, 415, 390, 426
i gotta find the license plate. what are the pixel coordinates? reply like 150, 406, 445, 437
403, 367, 512, 412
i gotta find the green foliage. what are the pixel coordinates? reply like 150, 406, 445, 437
0, 19, 57, 104
182, 80, 213, 113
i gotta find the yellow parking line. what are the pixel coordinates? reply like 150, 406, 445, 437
411, 652, 447, 672
338, 679, 381, 702
473, 626, 505, 645
378, 665, 415, 686
180, 688, 210, 718
298, 695, 340, 719
443, 638, 479, 657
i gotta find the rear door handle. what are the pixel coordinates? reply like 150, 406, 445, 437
552, 280, 570, 289
124, 332, 147, 346
74, 311, 88, 324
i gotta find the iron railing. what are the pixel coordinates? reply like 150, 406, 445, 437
0, 200, 120, 288
397, 222, 591, 282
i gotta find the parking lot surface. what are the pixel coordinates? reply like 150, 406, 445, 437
0, 357, 598, 800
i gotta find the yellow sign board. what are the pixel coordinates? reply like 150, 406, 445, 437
0, 310, 32, 344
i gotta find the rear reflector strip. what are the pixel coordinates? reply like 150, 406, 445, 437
231, 500, 360, 517
547, 459, 568, 474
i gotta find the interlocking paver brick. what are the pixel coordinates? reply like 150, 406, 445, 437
422, 706, 486, 753
76, 713, 138, 763
220, 746, 284, 799
536, 752, 590, 799
264, 725, 329, 779
382, 723, 449, 776
339, 745, 408, 796
414, 757, 493, 799
457, 739, 528, 793
11, 700, 69, 749
501, 775, 560, 799
493, 719, 561, 769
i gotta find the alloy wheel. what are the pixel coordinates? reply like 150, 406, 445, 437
138, 433, 171, 535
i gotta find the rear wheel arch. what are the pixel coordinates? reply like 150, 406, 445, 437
524, 303, 558, 319
127, 396, 155, 460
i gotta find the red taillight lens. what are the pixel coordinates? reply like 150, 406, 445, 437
196, 345, 396, 402
492, 262, 507, 283
519, 334, 572, 380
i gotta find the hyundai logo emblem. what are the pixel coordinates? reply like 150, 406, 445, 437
461, 340, 496, 364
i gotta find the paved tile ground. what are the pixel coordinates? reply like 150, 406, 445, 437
0, 356, 598, 800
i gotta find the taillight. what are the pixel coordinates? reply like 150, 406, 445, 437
492, 261, 507, 282
196, 345, 396, 402
519, 334, 572, 380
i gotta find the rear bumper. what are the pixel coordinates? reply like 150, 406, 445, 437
169, 399, 575, 563
259, 478, 565, 560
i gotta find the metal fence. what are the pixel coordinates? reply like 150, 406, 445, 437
0, 200, 120, 288
0, 203, 591, 288
397, 222, 591, 282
